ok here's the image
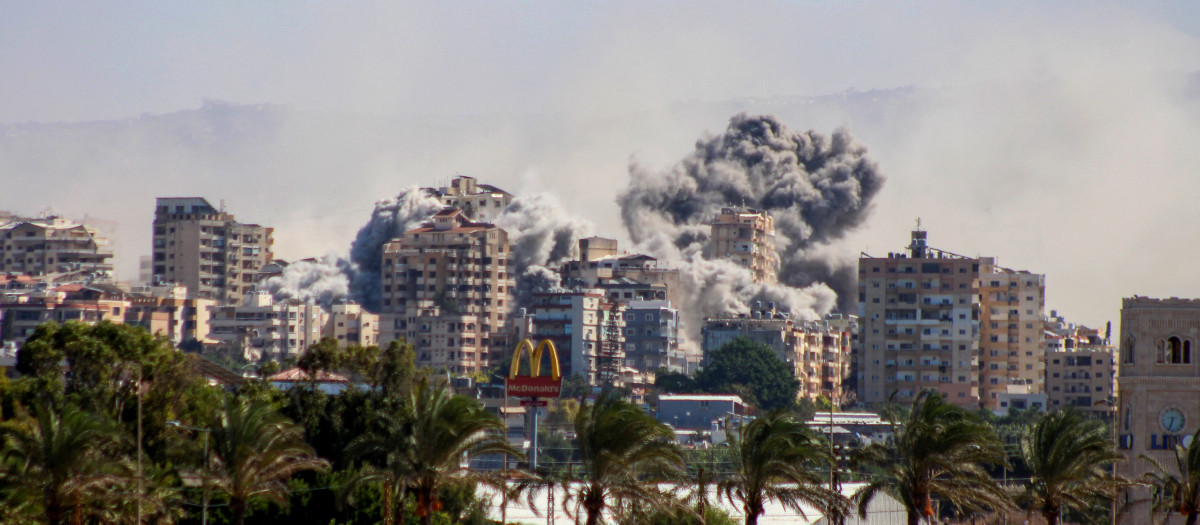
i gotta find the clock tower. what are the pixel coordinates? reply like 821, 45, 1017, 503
1116, 297, 1200, 524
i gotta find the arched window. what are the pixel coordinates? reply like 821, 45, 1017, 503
1185, 340, 1193, 364
1157, 339, 1167, 363
1168, 336, 1187, 364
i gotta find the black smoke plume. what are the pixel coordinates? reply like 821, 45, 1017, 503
618, 113, 883, 323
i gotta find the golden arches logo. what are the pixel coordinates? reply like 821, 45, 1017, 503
509, 338, 561, 380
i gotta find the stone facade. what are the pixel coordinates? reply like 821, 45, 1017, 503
1116, 297, 1200, 524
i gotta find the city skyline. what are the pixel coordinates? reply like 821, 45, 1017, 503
6, 2, 1200, 330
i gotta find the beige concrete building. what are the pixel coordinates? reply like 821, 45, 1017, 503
152, 197, 274, 305
0, 284, 129, 345
858, 229, 1045, 410
708, 208, 778, 284
1116, 297, 1200, 524
425, 175, 514, 223
977, 260, 1046, 410
124, 283, 215, 347
207, 290, 325, 361
529, 288, 626, 386
798, 316, 854, 405
379, 208, 513, 374
857, 230, 981, 408
702, 305, 804, 382
324, 302, 378, 347
0, 217, 114, 277
386, 301, 484, 374
1043, 312, 1115, 415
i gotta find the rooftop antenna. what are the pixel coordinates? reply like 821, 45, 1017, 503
219, 199, 226, 213
915, 217, 922, 232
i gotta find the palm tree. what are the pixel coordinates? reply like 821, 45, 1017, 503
852, 390, 1011, 525
567, 391, 684, 525
388, 379, 520, 525
0, 402, 125, 525
205, 395, 329, 525
1143, 426, 1200, 525
718, 411, 846, 525
1018, 409, 1129, 525
343, 406, 416, 525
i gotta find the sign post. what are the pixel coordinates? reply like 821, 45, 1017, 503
506, 339, 562, 470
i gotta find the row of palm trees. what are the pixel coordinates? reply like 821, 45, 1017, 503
526, 389, 1200, 525
0, 396, 326, 525
5, 366, 1200, 525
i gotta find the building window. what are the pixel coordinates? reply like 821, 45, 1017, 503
1159, 337, 1193, 364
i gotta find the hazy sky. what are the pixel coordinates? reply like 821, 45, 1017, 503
4, 1, 1200, 329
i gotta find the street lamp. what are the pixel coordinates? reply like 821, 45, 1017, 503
167, 420, 211, 525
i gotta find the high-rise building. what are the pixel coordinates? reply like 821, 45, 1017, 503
708, 208, 778, 284
424, 175, 514, 222
0, 217, 114, 277
624, 300, 684, 374
977, 259, 1046, 409
858, 229, 1045, 410
858, 230, 982, 408
797, 316, 855, 405
379, 208, 513, 373
152, 198, 274, 305
528, 288, 626, 386
1116, 297, 1200, 524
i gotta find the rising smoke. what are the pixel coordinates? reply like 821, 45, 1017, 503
263, 185, 589, 313
618, 113, 883, 327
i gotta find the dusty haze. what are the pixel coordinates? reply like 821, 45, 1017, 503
4, 3, 1200, 330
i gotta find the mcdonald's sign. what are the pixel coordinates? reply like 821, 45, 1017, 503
506, 338, 562, 398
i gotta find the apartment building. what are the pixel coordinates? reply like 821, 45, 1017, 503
977, 260, 1046, 409
152, 197, 274, 305
797, 317, 854, 405
857, 230, 981, 408
0, 284, 129, 345
826, 313, 860, 402
528, 288, 626, 386
0, 217, 114, 277
701, 305, 808, 395
1116, 297, 1200, 524
424, 175, 514, 222
624, 300, 685, 374
857, 229, 1046, 410
389, 301, 484, 374
1043, 312, 1115, 415
708, 208, 778, 284
379, 208, 513, 373
124, 283, 215, 347
207, 290, 325, 361
324, 302, 378, 347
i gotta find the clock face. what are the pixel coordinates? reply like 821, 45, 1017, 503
1162, 408, 1186, 433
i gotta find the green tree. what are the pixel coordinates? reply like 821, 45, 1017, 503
852, 391, 1012, 525
568, 391, 684, 525
718, 411, 846, 525
696, 338, 798, 411
15, 321, 220, 460
1018, 410, 1129, 525
0, 403, 127, 525
205, 395, 329, 525
654, 371, 697, 393
397, 379, 520, 525
1143, 426, 1200, 525
344, 407, 416, 525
